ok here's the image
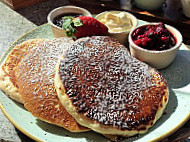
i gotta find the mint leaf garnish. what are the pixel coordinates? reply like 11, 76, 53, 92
73, 19, 83, 27
62, 16, 74, 20
61, 16, 82, 37
62, 19, 72, 30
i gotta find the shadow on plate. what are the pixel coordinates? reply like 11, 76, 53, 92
160, 50, 190, 89
0, 90, 27, 112
36, 119, 109, 142
13, 101, 28, 111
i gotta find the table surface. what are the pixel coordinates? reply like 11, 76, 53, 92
0, 0, 190, 142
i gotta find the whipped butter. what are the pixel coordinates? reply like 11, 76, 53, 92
98, 11, 133, 33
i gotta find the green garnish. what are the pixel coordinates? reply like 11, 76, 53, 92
62, 16, 83, 37
73, 18, 83, 27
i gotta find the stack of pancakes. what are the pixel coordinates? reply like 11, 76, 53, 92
0, 36, 169, 141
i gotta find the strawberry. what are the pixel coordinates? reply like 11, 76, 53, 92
62, 16, 108, 38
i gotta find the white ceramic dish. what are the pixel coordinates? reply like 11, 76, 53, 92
95, 11, 137, 44
47, 6, 92, 38
128, 23, 183, 69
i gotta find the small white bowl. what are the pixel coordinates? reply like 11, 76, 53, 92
128, 23, 183, 69
95, 11, 137, 44
47, 6, 92, 38
134, 0, 165, 10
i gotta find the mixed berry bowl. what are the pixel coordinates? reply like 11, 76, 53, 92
128, 22, 183, 69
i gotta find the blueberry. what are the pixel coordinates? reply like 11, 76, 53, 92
136, 28, 143, 35
155, 27, 164, 33
161, 44, 167, 50
158, 22, 165, 28
133, 29, 144, 38
146, 26, 151, 30
137, 35, 145, 39
159, 44, 170, 50
147, 31, 155, 38
132, 31, 138, 38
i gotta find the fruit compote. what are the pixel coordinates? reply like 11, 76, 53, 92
132, 22, 176, 51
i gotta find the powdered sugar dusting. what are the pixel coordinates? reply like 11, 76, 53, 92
16, 38, 73, 118
59, 36, 167, 130
18, 38, 72, 88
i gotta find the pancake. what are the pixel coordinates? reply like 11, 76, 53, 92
15, 38, 89, 132
55, 36, 169, 136
0, 39, 45, 103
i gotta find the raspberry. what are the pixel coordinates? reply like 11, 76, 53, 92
134, 39, 142, 45
137, 35, 145, 39
161, 37, 169, 42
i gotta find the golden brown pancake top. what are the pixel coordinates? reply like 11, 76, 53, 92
2, 39, 45, 88
58, 36, 168, 131
15, 38, 89, 132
